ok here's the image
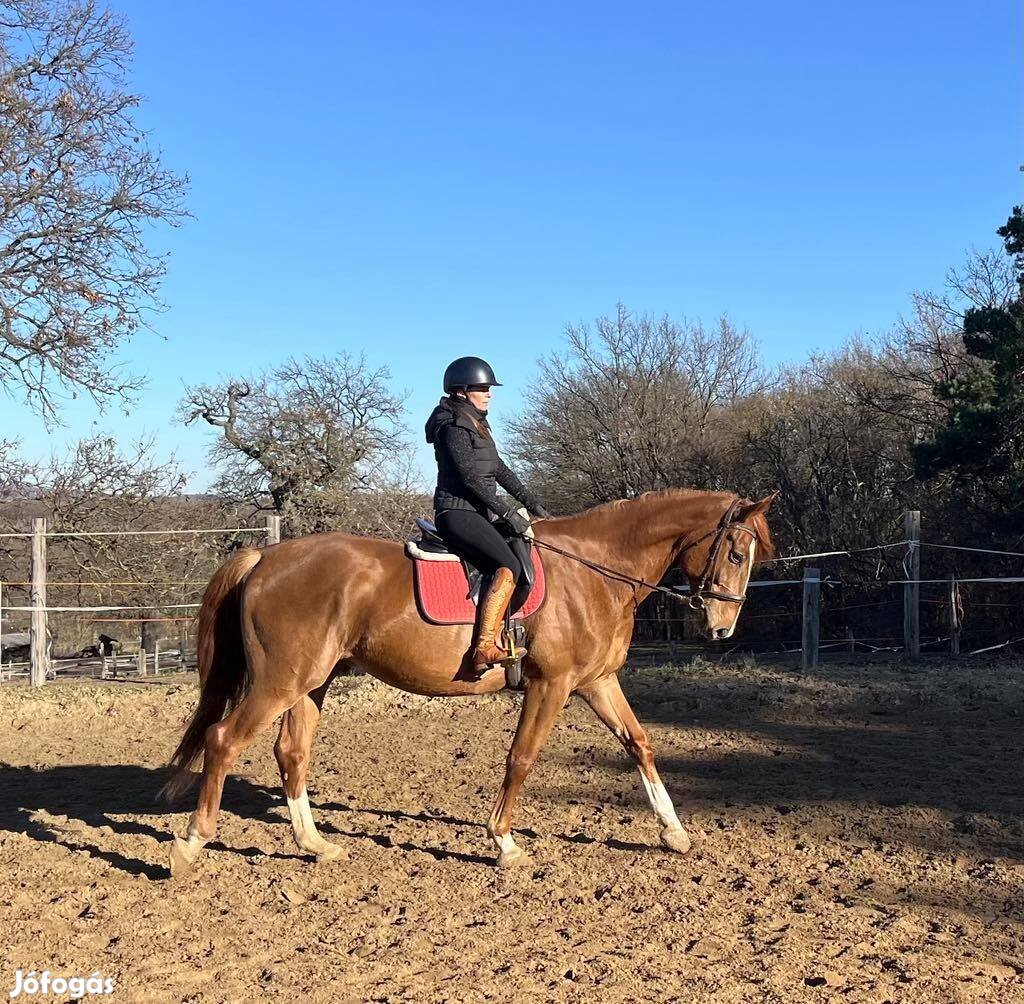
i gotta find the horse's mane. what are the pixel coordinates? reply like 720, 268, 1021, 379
547, 488, 730, 524
543, 487, 777, 559
550, 488, 726, 521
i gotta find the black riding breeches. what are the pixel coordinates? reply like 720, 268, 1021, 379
435, 509, 523, 584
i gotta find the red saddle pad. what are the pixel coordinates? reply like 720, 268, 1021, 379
411, 548, 547, 626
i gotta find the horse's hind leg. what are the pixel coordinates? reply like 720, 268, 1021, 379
170, 687, 298, 877
274, 679, 347, 862
578, 673, 691, 854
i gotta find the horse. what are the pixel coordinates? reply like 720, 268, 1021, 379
163, 488, 775, 875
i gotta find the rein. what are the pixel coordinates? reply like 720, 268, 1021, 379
530, 498, 758, 610
529, 537, 686, 607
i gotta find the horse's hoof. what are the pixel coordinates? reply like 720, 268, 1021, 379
497, 847, 528, 869
660, 826, 691, 855
314, 842, 348, 863
169, 836, 198, 877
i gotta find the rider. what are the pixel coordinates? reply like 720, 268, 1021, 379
424, 356, 551, 674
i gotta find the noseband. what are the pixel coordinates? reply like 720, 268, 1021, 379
686, 498, 758, 609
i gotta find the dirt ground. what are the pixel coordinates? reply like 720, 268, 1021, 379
1, 656, 1022, 1003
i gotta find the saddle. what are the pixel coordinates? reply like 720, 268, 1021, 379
404, 517, 546, 627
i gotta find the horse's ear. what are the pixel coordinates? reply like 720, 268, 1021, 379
738, 491, 779, 519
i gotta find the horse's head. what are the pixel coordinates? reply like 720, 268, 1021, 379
676, 493, 776, 641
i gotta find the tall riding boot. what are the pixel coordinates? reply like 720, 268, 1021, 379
472, 567, 517, 674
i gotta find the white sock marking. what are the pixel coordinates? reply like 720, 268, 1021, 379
175, 815, 210, 864
639, 772, 684, 831
287, 786, 328, 851
493, 831, 520, 857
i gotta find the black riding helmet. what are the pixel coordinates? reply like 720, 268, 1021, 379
443, 356, 502, 393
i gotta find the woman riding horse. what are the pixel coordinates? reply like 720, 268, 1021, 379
424, 356, 550, 674
164, 384, 777, 874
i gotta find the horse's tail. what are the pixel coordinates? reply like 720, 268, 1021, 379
161, 547, 264, 802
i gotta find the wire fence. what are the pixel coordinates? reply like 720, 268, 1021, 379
0, 515, 279, 686
633, 512, 1024, 667
3, 508, 1023, 686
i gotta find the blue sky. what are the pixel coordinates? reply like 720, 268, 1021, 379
4, 0, 1020, 488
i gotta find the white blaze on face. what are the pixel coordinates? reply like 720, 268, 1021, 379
738, 535, 757, 594
706, 535, 757, 639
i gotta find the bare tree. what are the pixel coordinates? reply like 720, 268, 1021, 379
867, 248, 1016, 433
0, 0, 188, 416
181, 353, 422, 538
41, 435, 186, 529
0, 435, 245, 653
0, 438, 35, 500
46, 439, 240, 649
736, 347, 918, 560
0, 439, 38, 571
508, 304, 768, 512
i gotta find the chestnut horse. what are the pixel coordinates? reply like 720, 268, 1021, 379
164, 489, 775, 875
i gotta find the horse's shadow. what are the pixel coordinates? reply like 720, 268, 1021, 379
312, 799, 660, 854
0, 763, 509, 876
0, 763, 302, 879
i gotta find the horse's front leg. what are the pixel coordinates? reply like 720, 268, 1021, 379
579, 673, 691, 854
487, 676, 572, 867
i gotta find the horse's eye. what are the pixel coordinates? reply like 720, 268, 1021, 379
728, 549, 743, 565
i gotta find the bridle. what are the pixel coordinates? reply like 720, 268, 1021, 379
684, 497, 759, 609
529, 496, 760, 610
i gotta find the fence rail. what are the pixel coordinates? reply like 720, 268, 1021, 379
0, 648, 199, 683
2, 514, 279, 686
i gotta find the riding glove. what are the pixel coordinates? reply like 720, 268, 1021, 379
502, 509, 532, 535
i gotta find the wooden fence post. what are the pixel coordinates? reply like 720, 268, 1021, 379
948, 572, 961, 656
904, 511, 921, 660
30, 517, 48, 687
802, 567, 821, 672
265, 513, 281, 546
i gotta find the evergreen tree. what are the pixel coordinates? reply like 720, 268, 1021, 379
913, 208, 1024, 516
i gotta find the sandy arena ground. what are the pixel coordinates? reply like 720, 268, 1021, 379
1, 656, 1022, 1003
